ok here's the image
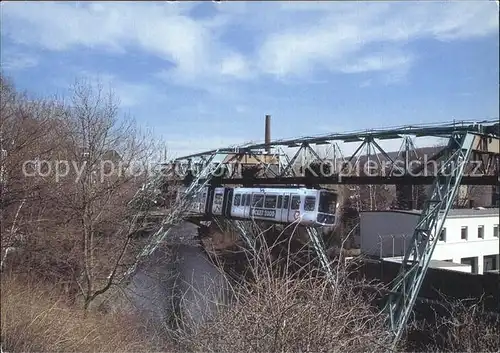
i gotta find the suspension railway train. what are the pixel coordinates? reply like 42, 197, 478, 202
183, 186, 340, 227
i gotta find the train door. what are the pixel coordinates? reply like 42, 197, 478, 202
275, 194, 283, 222
263, 193, 278, 221
243, 193, 251, 218
250, 192, 264, 220
201, 187, 209, 216
279, 193, 290, 223
231, 191, 244, 220
211, 187, 225, 216
287, 193, 301, 223
223, 188, 233, 218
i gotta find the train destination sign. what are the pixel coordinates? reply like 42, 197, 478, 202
250, 208, 276, 218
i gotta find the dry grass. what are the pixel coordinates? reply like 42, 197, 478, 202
2, 231, 499, 353
183, 276, 393, 353
173, 231, 395, 353
421, 298, 500, 352
168, 226, 500, 353
0, 275, 167, 353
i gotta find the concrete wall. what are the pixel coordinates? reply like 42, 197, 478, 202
360, 211, 418, 257
360, 211, 500, 274
353, 259, 500, 313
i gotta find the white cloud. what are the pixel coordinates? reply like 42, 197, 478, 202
256, 2, 498, 79
0, 50, 38, 71
1, 2, 229, 85
219, 53, 252, 79
339, 52, 414, 74
0, 1, 497, 88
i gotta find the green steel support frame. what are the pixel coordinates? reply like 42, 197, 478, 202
385, 131, 478, 349
122, 151, 228, 281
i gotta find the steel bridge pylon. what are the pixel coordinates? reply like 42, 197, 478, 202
121, 150, 229, 282
384, 130, 481, 349
214, 216, 336, 290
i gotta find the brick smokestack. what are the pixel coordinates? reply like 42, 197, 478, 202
265, 114, 271, 153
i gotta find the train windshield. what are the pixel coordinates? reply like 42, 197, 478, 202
318, 191, 337, 214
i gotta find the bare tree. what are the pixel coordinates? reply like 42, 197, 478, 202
0, 74, 68, 270
1, 73, 167, 308
51, 78, 165, 310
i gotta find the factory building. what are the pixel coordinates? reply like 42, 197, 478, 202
358, 208, 499, 274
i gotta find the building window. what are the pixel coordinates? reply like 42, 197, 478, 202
461, 257, 477, 274
439, 228, 446, 242
461, 226, 468, 240
494, 225, 499, 238
478, 225, 484, 239
484, 255, 498, 272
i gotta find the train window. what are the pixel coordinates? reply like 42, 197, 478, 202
245, 194, 251, 206
252, 194, 264, 207
291, 195, 300, 210
241, 194, 246, 206
304, 196, 316, 211
277, 195, 283, 208
214, 193, 223, 204
264, 195, 277, 208
282, 195, 289, 209
234, 194, 241, 206
319, 191, 337, 213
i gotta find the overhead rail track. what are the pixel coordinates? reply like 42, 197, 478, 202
173, 119, 499, 160
166, 120, 498, 190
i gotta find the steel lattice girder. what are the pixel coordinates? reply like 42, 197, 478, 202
186, 175, 496, 186
169, 120, 499, 186
173, 120, 499, 160
384, 131, 478, 349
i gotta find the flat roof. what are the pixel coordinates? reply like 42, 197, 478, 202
384, 257, 470, 268
429, 259, 469, 268
361, 208, 499, 218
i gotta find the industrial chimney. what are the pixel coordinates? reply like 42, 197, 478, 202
265, 114, 271, 153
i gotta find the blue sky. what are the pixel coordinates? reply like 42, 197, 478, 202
1, 1, 498, 158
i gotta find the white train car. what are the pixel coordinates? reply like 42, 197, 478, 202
175, 186, 210, 215
188, 187, 209, 214
229, 187, 339, 227
172, 185, 340, 227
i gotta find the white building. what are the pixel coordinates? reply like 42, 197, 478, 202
359, 208, 499, 274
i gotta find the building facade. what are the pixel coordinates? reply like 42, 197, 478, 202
359, 208, 499, 274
